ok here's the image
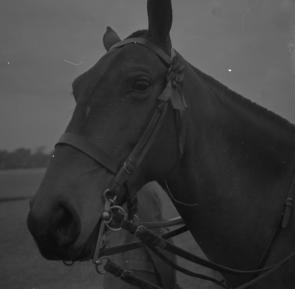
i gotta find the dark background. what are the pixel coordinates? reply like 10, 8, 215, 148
1, 0, 294, 151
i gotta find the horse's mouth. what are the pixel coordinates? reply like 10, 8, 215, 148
63, 219, 102, 262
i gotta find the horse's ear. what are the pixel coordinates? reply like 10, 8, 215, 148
147, 0, 173, 53
103, 26, 121, 51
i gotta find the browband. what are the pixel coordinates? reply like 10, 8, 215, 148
110, 37, 172, 66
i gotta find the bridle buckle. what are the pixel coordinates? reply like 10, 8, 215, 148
103, 188, 118, 204
104, 205, 128, 232
95, 257, 108, 274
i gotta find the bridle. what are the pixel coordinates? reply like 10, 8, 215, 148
57, 36, 186, 260
56, 37, 295, 289
58, 37, 185, 183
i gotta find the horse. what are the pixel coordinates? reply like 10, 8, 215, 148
27, 0, 295, 288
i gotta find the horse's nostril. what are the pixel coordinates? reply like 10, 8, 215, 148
50, 203, 81, 247
27, 199, 81, 259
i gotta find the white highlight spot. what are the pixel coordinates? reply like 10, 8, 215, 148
288, 43, 294, 54
228, 68, 232, 72
7, 61, 10, 65
63, 59, 83, 66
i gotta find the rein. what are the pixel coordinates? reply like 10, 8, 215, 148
56, 37, 295, 289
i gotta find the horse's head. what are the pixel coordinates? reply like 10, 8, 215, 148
27, 0, 184, 261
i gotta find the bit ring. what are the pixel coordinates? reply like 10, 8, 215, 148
95, 257, 108, 275
105, 205, 127, 231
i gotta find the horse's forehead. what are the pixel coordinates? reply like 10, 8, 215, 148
107, 44, 164, 68
72, 44, 164, 101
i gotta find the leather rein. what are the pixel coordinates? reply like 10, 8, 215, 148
56, 37, 295, 289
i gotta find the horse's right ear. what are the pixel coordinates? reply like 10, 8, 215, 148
147, 0, 172, 53
103, 26, 121, 51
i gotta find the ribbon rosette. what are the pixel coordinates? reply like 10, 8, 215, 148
159, 49, 187, 111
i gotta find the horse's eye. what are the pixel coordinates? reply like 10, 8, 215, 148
133, 78, 151, 91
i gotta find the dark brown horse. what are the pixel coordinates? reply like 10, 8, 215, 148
27, 1, 295, 288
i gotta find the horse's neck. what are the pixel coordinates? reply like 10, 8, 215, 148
167, 62, 295, 270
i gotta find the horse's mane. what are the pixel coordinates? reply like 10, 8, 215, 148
127, 30, 295, 133
188, 62, 295, 132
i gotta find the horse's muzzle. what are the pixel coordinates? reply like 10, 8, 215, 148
27, 200, 81, 260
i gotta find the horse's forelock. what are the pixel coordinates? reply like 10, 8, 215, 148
127, 30, 171, 55
127, 29, 148, 39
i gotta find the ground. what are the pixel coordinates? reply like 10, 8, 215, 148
0, 168, 220, 289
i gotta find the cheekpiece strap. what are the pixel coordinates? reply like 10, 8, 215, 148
110, 37, 188, 157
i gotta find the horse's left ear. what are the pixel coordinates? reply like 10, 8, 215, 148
103, 26, 121, 51
147, 0, 173, 54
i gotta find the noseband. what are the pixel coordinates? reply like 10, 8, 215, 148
56, 37, 186, 263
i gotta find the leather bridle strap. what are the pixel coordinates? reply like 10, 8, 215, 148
120, 218, 295, 289
106, 101, 169, 198
57, 99, 169, 182
99, 225, 187, 257
103, 38, 184, 199
56, 37, 177, 195
121, 221, 273, 276
103, 259, 162, 289
58, 133, 119, 174
110, 37, 172, 66
57, 99, 169, 228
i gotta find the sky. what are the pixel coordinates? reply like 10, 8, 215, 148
0, 0, 294, 151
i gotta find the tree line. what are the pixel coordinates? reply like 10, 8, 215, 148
0, 147, 50, 170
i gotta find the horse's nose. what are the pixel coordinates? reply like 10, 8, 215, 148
27, 200, 81, 259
